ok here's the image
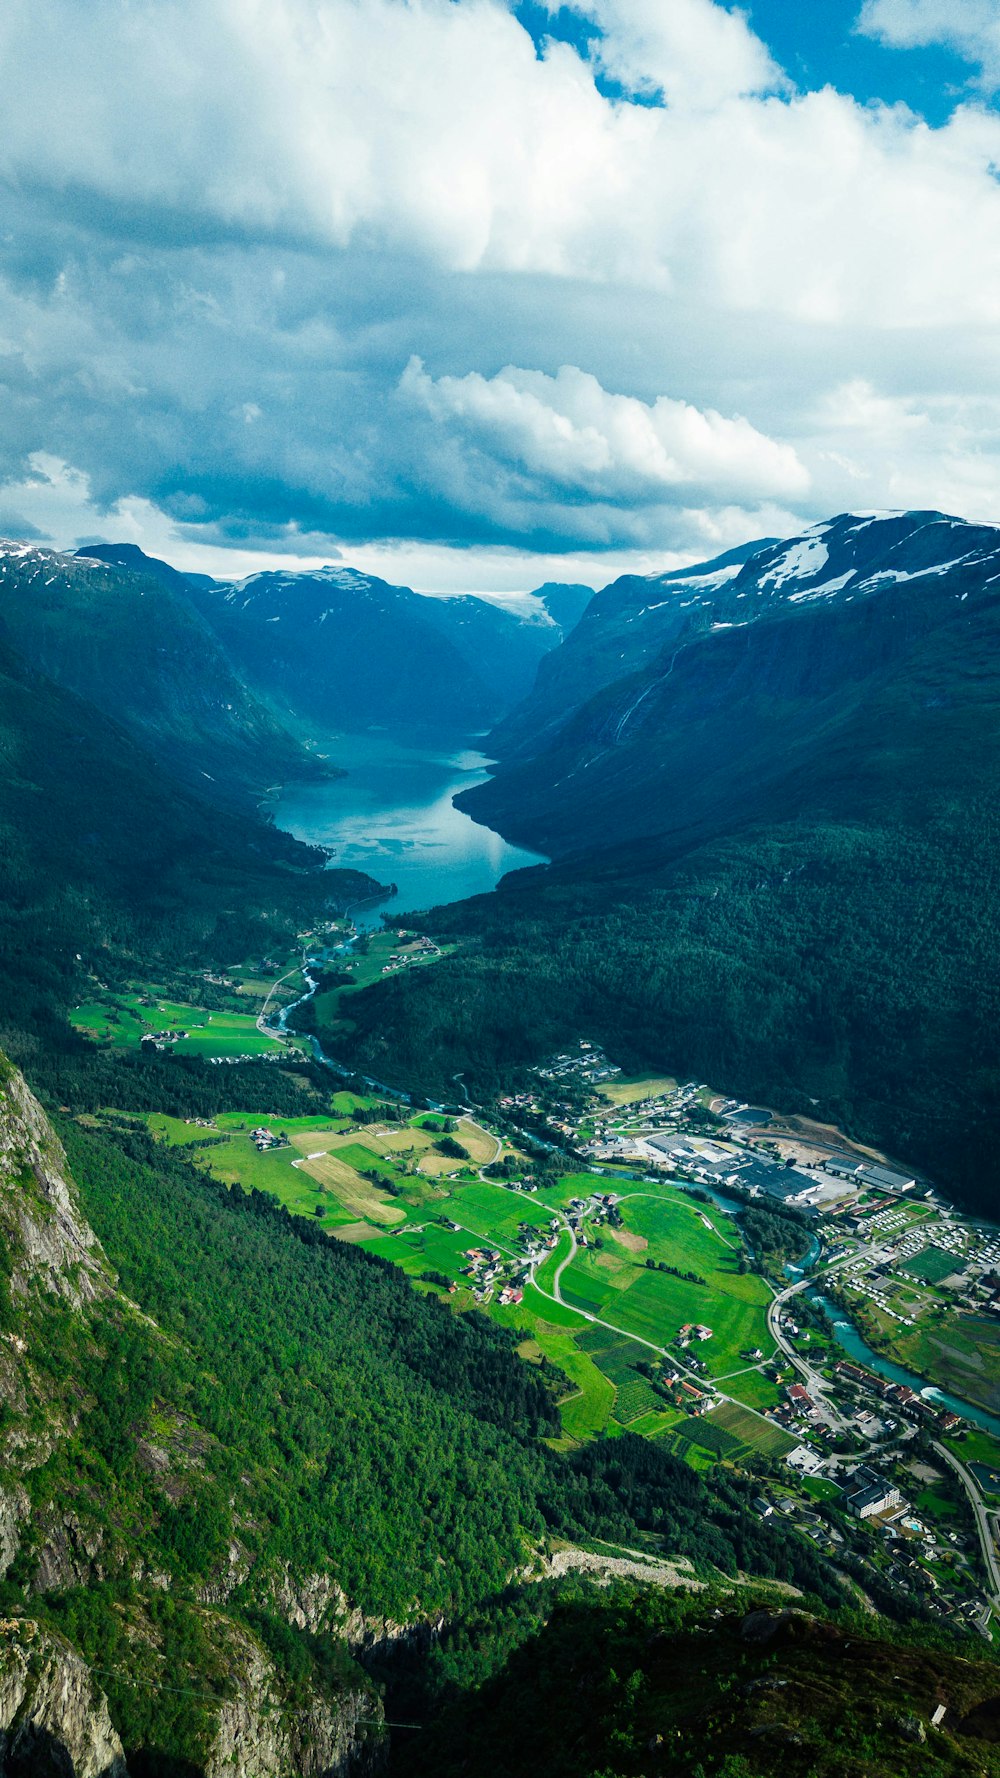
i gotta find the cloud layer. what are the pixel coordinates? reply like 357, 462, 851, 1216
0, 0, 999, 585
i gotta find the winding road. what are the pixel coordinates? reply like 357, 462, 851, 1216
933, 1440, 1000, 1613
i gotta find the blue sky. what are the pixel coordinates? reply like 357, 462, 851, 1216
739, 0, 978, 124
2, 0, 1000, 592
517, 0, 982, 122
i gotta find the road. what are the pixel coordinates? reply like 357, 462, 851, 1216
933, 1439, 1000, 1611
521, 1197, 782, 1435
765, 1240, 898, 1431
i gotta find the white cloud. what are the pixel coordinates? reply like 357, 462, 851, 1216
401, 357, 809, 501
568, 0, 781, 108
2, 0, 1000, 320
1, 0, 1000, 568
858, 0, 1000, 87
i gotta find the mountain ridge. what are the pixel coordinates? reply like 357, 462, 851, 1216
0, 539, 320, 812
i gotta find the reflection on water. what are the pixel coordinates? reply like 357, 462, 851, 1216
269, 733, 547, 926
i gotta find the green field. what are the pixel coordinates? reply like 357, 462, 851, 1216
145, 1111, 422, 1231
73, 992, 284, 1057
550, 1188, 774, 1377
144, 1099, 781, 1460
900, 1245, 965, 1283
706, 1399, 795, 1458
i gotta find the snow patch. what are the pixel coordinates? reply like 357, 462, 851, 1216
786, 572, 854, 602
761, 533, 830, 589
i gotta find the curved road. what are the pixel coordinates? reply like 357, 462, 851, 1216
933, 1440, 1000, 1612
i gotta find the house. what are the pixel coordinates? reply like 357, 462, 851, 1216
786, 1384, 815, 1414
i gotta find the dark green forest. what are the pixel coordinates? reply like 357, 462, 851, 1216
385, 1586, 1000, 1778
2, 1109, 839, 1767
328, 806, 998, 1210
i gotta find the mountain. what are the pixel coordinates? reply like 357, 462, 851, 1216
486, 537, 777, 763
70, 545, 591, 745
459, 511, 1000, 855
332, 513, 1000, 1208
186, 564, 585, 743
0, 541, 320, 811
534, 581, 594, 633
0, 624, 377, 1084
79, 537, 219, 594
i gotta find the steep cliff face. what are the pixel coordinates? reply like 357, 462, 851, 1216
201, 1621, 384, 1778
0, 1057, 386, 1776
0, 1618, 127, 1777
0, 1055, 111, 1308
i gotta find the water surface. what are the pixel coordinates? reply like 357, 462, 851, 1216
271, 733, 546, 927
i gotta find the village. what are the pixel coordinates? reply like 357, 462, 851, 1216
491, 1039, 1000, 1635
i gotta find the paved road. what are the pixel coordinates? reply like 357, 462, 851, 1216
521, 1199, 782, 1433
766, 1243, 893, 1431
933, 1439, 1000, 1611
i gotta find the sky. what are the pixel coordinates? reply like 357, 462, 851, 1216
2, 0, 1000, 593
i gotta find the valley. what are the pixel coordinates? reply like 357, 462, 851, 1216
3, 514, 1000, 1775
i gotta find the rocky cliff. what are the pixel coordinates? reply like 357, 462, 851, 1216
0, 1056, 386, 1776
0, 1618, 127, 1777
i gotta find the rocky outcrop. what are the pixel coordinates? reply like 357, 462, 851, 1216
202, 1620, 385, 1778
0, 1058, 112, 1306
32, 1512, 105, 1593
0, 1485, 28, 1582
0, 1617, 127, 1776
268, 1570, 421, 1658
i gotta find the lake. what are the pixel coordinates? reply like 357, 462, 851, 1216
269, 733, 547, 927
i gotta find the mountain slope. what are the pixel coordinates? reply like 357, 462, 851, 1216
333, 513, 1000, 1208
0, 629, 376, 1079
459, 512, 1000, 856
486, 536, 777, 762
0, 1058, 837, 1772
0, 540, 318, 810
188, 564, 584, 741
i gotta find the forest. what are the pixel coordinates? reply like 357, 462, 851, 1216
327, 805, 999, 1212
4, 1108, 841, 1768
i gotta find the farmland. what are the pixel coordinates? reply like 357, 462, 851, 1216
141, 1091, 788, 1465
72, 992, 284, 1057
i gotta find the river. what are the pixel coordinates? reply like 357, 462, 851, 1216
270, 736, 1000, 1437
808, 1290, 1000, 1439
269, 733, 546, 927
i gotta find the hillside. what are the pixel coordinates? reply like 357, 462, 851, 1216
0, 541, 319, 811
186, 563, 583, 742
330, 514, 1000, 1208
464, 511, 1000, 851
0, 1056, 839, 1773
392, 1591, 1000, 1778
486, 536, 777, 762
0, 627, 377, 1092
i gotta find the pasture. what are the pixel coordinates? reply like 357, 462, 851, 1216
72, 992, 282, 1057
552, 1185, 774, 1376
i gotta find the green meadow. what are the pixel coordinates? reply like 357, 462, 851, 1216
73, 992, 283, 1057
144, 1100, 782, 1457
